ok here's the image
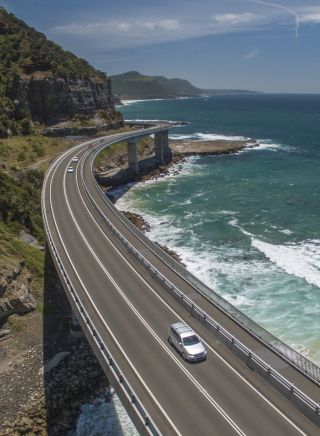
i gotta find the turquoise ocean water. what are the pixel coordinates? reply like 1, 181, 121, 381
118, 95, 320, 365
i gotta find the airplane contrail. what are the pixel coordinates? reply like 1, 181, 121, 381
245, 0, 300, 41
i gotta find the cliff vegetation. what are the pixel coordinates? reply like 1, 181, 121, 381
0, 7, 121, 136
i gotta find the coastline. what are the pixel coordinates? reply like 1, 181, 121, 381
110, 138, 259, 266
102, 138, 259, 198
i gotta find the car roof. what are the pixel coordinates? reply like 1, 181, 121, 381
171, 322, 196, 338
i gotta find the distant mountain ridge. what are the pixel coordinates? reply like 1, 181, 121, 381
110, 71, 257, 100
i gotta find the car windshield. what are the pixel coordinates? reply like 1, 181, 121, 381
183, 335, 199, 346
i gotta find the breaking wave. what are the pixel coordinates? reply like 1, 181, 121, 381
251, 238, 320, 288
169, 132, 248, 141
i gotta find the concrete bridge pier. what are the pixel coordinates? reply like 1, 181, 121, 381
70, 312, 84, 338
155, 130, 171, 164
127, 139, 139, 175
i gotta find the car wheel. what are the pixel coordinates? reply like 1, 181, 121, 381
168, 336, 172, 345
182, 352, 187, 361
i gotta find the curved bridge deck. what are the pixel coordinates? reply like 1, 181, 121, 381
42, 127, 320, 435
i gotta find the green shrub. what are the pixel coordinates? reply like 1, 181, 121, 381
0, 169, 44, 242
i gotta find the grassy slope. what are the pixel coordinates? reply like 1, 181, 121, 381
0, 128, 133, 318
0, 135, 74, 317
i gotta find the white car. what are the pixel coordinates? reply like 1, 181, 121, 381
71, 156, 78, 162
67, 166, 74, 173
168, 322, 207, 362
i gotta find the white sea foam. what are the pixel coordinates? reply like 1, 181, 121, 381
252, 238, 320, 288
222, 294, 254, 308
278, 229, 294, 235
252, 142, 281, 151
125, 118, 166, 122
219, 210, 237, 216
122, 206, 269, 297
120, 99, 165, 106
253, 139, 297, 152
228, 219, 320, 288
197, 132, 248, 141
169, 133, 195, 140
169, 132, 248, 141
74, 391, 138, 435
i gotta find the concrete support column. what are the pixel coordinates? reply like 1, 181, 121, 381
162, 129, 171, 162
70, 313, 84, 338
155, 130, 171, 164
154, 132, 164, 163
127, 139, 138, 175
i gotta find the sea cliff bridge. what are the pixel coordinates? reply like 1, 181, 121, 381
42, 124, 320, 435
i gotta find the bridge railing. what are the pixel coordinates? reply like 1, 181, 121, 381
86, 135, 320, 426
42, 154, 161, 436
91, 135, 320, 387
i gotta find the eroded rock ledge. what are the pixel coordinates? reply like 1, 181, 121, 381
170, 138, 258, 156
0, 261, 36, 321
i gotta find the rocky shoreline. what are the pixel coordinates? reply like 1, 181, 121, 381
121, 211, 185, 266
0, 256, 109, 435
170, 138, 258, 156
1, 340, 108, 435
109, 138, 260, 263
106, 138, 260, 271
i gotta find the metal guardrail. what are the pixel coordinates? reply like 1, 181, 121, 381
84, 132, 320, 426
91, 132, 320, 387
41, 154, 160, 436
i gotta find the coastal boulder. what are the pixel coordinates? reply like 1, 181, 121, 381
0, 262, 36, 320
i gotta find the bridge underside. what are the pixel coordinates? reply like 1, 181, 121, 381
127, 130, 171, 175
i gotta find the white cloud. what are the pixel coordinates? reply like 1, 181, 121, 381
51, 19, 180, 37
141, 21, 156, 31
49, 1, 320, 51
212, 12, 260, 25
299, 7, 320, 23
49, 12, 265, 50
244, 47, 259, 59
114, 22, 132, 32
158, 19, 180, 31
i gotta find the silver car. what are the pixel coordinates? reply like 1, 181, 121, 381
168, 322, 207, 362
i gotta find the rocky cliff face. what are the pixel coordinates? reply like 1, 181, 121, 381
0, 8, 122, 130
11, 76, 115, 124
0, 261, 36, 320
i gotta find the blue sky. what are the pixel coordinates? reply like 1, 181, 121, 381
2, 0, 320, 92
